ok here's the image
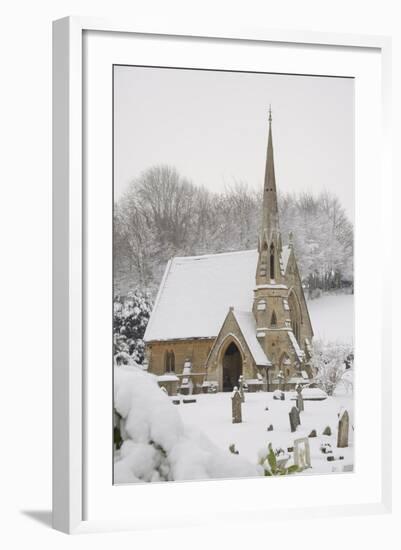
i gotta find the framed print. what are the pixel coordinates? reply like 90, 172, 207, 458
52, 17, 392, 534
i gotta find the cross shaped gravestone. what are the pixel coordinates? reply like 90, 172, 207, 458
296, 385, 304, 412
231, 387, 242, 424
294, 437, 311, 470
337, 409, 349, 448
238, 375, 245, 403
289, 406, 301, 432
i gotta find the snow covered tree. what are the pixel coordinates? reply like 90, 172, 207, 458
114, 365, 261, 483
312, 339, 354, 396
114, 164, 354, 298
113, 290, 153, 364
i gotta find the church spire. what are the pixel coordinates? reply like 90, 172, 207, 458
261, 106, 280, 245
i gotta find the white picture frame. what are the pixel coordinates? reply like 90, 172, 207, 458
52, 16, 392, 534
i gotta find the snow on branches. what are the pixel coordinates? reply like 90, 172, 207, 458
113, 290, 153, 364
114, 165, 354, 297
312, 339, 354, 396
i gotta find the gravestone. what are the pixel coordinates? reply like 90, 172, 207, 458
294, 437, 311, 470
231, 387, 242, 424
238, 375, 245, 403
296, 385, 304, 412
289, 406, 301, 432
337, 409, 349, 448
229, 443, 239, 455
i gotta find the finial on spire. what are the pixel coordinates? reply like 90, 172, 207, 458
268, 104, 272, 123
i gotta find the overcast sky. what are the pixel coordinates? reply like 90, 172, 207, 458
114, 66, 354, 221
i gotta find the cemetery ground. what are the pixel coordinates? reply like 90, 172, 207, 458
114, 293, 354, 482
173, 389, 353, 475
171, 293, 354, 476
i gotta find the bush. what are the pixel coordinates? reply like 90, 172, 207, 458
113, 290, 153, 364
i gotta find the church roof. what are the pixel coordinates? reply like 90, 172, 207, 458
144, 249, 258, 342
144, 246, 293, 343
232, 310, 271, 366
281, 245, 292, 274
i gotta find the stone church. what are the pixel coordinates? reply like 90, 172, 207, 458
144, 110, 314, 394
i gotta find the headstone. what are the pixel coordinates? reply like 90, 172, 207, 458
308, 429, 317, 438
294, 437, 311, 470
320, 443, 332, 454
267, 424, 273, 431
337, 409, 349, 448
296, 385, 304, 412
273, 390, 285, 400
229, 443, 239, 455
289, 406, 301, 432
322, 426, 332, 436
231, 387, 242, 424
327, 455, 344, 462
238, 375, 245, 403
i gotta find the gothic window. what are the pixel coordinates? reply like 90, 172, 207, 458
259, 242, 268, 277
269, 243, 275, 279
165, 350, 175, 373
270, 311, 277, 327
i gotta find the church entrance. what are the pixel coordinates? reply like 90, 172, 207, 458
222, 342, 243, 392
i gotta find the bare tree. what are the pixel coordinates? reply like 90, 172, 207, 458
114, 165, 354, 298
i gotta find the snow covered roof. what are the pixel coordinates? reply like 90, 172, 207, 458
144, 246, 296, 343
281, 245, 292, 273
144, 249, 258, 342
288, 331, 305, 362
232, 310, 271, 367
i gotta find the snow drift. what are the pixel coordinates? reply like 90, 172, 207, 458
114, 365, 262, 483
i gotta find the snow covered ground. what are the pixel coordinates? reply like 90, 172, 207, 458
174, 391, 353, 475
308, 293, 354, 344
115, 293, 354, 482
173, 293, 355, 476
115, 366, 353, 483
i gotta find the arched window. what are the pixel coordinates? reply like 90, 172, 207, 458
269, 243, 275, 279
165, 350, 175, 373
271, 311, 277, 327
259, 241, 268, 277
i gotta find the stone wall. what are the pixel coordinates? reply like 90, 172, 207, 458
284, 251, 314, 344
206, 309, 259, 391
146, 338, 214, 392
